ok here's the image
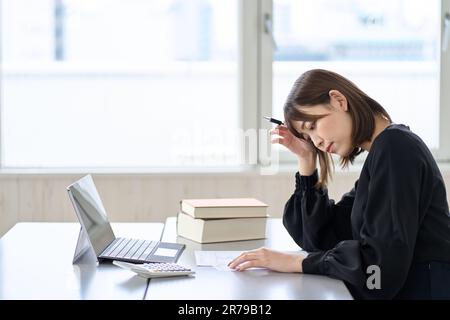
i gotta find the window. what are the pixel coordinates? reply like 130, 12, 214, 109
271, 0, 447, 162
1, 0, 240, 168
1, 0, 449, 171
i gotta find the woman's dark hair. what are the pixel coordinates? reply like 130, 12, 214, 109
284, 69, 392, 188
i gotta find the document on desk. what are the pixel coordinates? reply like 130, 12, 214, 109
195, 251, 264, 271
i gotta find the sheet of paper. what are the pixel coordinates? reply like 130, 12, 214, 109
195, 250, 264, 271
194, 251, 243, 271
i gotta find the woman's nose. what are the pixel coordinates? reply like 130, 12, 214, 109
311, 135, 324, 150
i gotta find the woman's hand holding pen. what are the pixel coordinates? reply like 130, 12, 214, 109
227, 247, 308, 273
270, 124, 317, 176
270, 124, 316, 159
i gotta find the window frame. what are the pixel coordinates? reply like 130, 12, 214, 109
437, 0, 450, 161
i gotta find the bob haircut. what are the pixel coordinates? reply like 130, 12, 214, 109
284, 69, 391, 188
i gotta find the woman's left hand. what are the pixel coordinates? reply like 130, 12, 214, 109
227, 247, 306, 273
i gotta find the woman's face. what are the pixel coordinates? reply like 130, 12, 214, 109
291, 90, 354, 157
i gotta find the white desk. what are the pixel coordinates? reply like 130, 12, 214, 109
145, 218, 354, 300
0, 220, 354, 300
0, 222, 163, 299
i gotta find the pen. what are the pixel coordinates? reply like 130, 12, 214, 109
263, 116, 284, 125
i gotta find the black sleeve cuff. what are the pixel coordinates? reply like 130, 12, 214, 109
302, 251, 327, 275
295, 169, 319, 193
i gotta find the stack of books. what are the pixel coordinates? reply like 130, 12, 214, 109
176, 198, 269, 243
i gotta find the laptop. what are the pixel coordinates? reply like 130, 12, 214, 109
67, 174, 185, 264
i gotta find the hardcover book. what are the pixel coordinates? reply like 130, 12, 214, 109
176, 211, 267, 243
180, 198, 268, 219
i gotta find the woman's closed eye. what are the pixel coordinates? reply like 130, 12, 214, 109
306, 121, 316, 130
299, 121, 316, 140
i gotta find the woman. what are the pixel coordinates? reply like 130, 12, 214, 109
228, 69, 450, 299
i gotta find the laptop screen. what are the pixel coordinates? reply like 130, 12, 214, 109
67, 175, 116, 256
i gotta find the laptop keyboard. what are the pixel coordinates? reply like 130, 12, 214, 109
100, 238, 158, 262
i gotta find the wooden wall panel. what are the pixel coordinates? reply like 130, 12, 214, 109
1, 171, 449, 237
0, 177, 19, 236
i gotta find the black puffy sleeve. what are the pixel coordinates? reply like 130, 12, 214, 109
282, 170, 355, 252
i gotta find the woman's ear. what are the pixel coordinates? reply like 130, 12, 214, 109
329, 90, 348, 112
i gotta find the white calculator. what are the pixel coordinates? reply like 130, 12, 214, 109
113, 260, 195, 278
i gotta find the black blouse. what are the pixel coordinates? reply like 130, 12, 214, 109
283, 124, 450, 299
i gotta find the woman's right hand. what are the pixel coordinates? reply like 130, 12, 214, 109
270, 125, 316, 159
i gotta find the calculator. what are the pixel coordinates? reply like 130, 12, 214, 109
113, 260, 195, 278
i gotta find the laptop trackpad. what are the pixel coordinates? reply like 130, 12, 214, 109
153, 247, 178, 257
149, 242, 185, 263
